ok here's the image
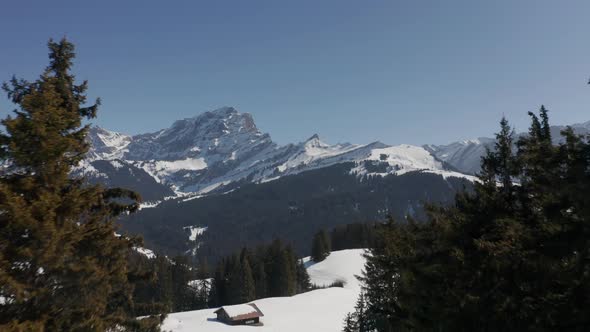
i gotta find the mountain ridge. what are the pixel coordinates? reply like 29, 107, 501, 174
426, 121, 590, 174
84, 107, 589, 199
85, 107, 470, 198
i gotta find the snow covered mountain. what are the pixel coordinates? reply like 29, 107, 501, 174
424, 138, 495, 175
86, 126, 131, 160
84, 107, 471, 197
82, 106, 589, 201
426, 121, 590, 175
573, 120, 590, 131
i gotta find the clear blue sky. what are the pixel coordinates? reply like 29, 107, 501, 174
1, 0, 589, 145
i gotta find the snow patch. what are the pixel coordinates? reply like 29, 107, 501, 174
155, 158, 207, 173
133, 247, 156, 259
183, 226, 208, 241
181, 194, 203, 202
367, 145, 442, 174
302, 249, 365, 290
110, 160, 125, 169
138, 200, 162, 210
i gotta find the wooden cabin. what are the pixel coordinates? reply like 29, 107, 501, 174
214, 303, 264, 326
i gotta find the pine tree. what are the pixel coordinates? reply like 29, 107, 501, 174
354, 292, 374, 332
311, 229, 331, 262
252, 255, 267, 299
226, 254, 242, 304
150, 256, 174, 313
342, 312, 358, 332
0, 39, 161, 331
209, 260, 227, 307
284, 245, 297, 296
359, 217, 415, 331
196, 257, 210, 279
238, 250, 256, 303
295, 259, 311, 293
169, 256, 198, 312
276, 247, 296, 296
361, 107, 590, 331
265, 239, 282, 296
311, 232, 326, 262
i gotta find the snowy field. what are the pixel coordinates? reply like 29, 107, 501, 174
161, 249, 366, 332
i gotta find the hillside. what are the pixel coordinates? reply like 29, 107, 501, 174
161, 249, 366, 332
120, 163, 472, 260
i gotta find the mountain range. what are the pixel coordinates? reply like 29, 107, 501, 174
426, 120, 590, 174
80, 106, 478, 201
80, 107, 589, 259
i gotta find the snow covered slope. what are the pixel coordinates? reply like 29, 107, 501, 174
161, 249, 366, 332
424, 138, 494, 175
303, 249, 365, 290
86, 126, 131, 160
426, 122, 590, 175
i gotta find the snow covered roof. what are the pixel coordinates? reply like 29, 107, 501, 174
214, 303, 264, 321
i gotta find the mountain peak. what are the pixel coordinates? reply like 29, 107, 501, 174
304, 134, 330, 149
573, 120, 590, 130
306, 133, 320, 141
122, 107, 273, 162
210, 106, 237, 115
86, 125, 131, 160
177, 107, 258, 134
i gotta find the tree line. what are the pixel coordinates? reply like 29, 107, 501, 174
122, 156, 469, 261
129, 253, 210, 316
209, 222, 378, 308
344, 107, 590, 331
209, 239, 311, 306
311, 223, 377, 263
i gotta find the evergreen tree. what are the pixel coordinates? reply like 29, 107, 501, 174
169, 256, 199, 312
211, 239, 312, 305
148, 256, 174, 313
361, 107, 590, 331
0, 39, 162, 331
266, 241, 296, 297
226, 254, 242, 304
265, 239, 283, 296
295, 259, 311, 293
194, 278, 211, 309
284, 245, 298, 296
209, 260, 227, 307
355, 294, 366, 332
251, 254, 267, 299
359, 217, 415, 331
321, 229, 331, 254
311, 229, 331, 262
342, 312, 358, 332
331, 223, 377, 251
196, 257, 210, 279
342, 293, 374, 332
132, 254, 209, 316
238, 250, 256, 303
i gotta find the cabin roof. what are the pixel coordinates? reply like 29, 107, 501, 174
214, 303, 264, 321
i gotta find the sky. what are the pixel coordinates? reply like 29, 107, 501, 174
1, 0, 589, 146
